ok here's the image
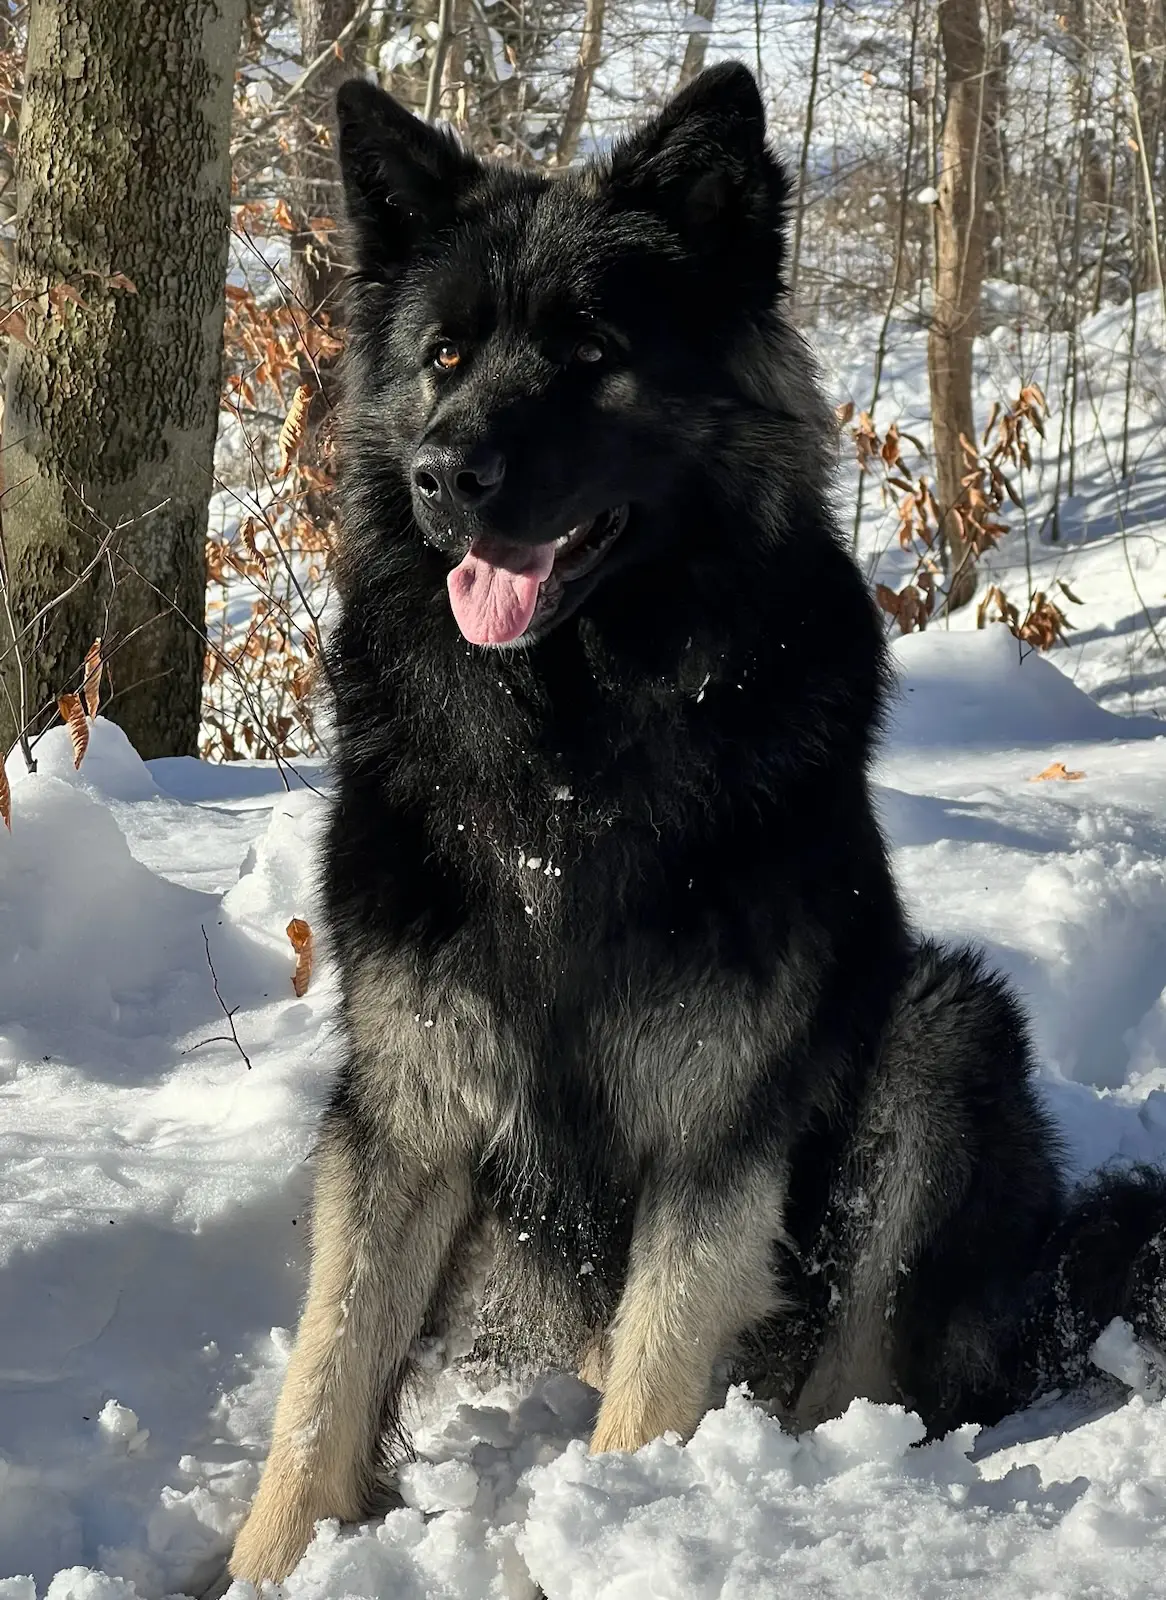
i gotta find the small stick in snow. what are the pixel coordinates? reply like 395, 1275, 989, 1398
186, 925, 252, 1070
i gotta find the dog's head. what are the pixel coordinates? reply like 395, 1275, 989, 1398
336, 63, 791, 648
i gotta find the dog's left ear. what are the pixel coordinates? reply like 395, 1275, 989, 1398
602, 62, 789, 289
336, 78, 479, 274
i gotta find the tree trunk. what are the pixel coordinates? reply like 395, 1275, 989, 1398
927, 0, 988, 611
1, 0, 243, 759
676, 0, 716, 92
290, 0, 363, 328
789, 0, 826, 301
555, 0, 605, 167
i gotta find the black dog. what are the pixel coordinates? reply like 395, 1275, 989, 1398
228, 63, 1166, 1586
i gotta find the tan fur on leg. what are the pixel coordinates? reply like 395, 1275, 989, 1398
229, 1135, 471, 1586
578, 1332, 609, 1392
590, 1167, 782, 1455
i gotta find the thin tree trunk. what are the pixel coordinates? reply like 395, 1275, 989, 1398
1091, 82, 1122, 315
676, 0, 716, 92
927, 0, 990, 611
423, 0, 455, 121
789, 0, 826, 302
291, 0, 363, 330
1115, 0, 1166, 322
1, 0, 243, 758
555, 0, 605, 167
852, 0, 923, 550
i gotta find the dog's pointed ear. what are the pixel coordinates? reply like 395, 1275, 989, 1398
336, 79, 478, 272
602, 62, 789, 285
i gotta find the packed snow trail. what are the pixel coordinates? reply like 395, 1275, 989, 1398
4, 630, 1166, 1597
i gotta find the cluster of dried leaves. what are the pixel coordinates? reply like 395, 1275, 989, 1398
843, 386, 1067, 647
839, 404, 945, 636
203, 201, 337, 765
976, 579, 1081, 650
956, 384, 1048, 559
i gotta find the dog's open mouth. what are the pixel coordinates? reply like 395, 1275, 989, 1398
446, 506, 628, 646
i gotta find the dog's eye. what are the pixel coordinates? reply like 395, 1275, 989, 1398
573, 336, 606, 365
432, 343, 462, 372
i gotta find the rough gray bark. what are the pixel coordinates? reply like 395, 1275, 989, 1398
1, 0, 243, 758
927, 0, 989, 611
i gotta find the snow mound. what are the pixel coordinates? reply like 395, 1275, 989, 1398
7, 719, 160, 803
0, 774, 287, 1070
222, 791, 326, 960
888, 625, 1161, 748
519, 1389, 1166, 1599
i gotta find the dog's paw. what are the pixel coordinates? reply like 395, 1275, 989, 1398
228, 1497, 318, 1590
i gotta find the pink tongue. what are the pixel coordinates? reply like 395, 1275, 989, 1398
447, 537, 557, 645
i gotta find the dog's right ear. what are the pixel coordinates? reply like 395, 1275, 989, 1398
335, 80, 478, 273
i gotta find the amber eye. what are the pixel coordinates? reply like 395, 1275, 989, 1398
433, 342, 462, 371
573, 335, 606, 365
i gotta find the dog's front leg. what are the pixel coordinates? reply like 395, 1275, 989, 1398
589, 1160, 782, 1454
229, 1120, 472, 1587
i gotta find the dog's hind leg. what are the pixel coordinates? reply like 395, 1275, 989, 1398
792, 942, 1061, 1432
229, 1120, 472, 1587
589, 1162, 782, 1454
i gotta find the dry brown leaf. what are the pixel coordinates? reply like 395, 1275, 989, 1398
48, 282, 89, 312
271, 197, 296, 232
58, 692, 89, 769
836, 399, 855, 426
287, 917, 313, 996
2, 308, 34, 348
0, 758, 9, 830
107, 272, 137, 294
278, 384, 313, 475
83, 637, 103, 719
1028, 762, 1085, 783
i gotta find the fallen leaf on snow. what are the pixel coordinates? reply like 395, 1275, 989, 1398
1028, 761, 1085, 782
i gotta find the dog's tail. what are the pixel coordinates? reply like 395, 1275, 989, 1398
1022, 1164, 1166, 1398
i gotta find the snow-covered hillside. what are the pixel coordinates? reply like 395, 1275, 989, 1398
5, 614, 1166, 1599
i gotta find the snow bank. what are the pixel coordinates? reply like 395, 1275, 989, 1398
888, 625, 1162, 748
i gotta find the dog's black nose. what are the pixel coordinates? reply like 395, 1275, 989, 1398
412, 445, 506, 511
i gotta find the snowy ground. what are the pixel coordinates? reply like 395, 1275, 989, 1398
6, 613, 1166, 1598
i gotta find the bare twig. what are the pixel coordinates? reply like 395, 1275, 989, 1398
189, 925, 252, 1070
234, 0, 374, 146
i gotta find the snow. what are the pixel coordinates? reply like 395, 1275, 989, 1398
5, 625, 1166, 1597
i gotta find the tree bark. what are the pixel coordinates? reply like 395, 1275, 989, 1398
555, 0, 605, 167
290, 0, 363, 327
927, 0, 989, 611
1, 0, 243, 758
676, 0, 716, 92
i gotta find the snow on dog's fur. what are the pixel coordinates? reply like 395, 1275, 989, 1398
228, 64, 1166, 1588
